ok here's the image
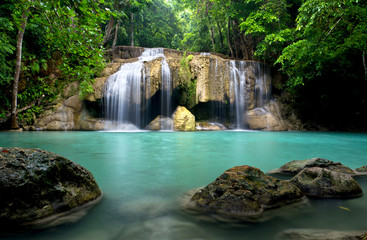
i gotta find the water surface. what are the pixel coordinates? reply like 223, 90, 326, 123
1, 131, 367, 239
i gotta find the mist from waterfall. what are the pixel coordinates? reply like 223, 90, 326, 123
103, 48, 172, 130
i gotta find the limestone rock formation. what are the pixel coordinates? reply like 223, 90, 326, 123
268, 158, 356, 176
184, 165, 305, 222
31, 46, 296, 131
173, 106, 195, 131
0, 147, 102, 229
290, 167, 362, 198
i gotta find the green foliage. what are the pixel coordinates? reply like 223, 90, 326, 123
117, 0, 182, 49
178, 51, 196, 108
179, 51, 193, 88
0, 0, 109, 126
185, 78, 197, 109
275, 0, 367, 89
33, 0, 108, 98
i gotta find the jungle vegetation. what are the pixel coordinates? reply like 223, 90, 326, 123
0, 0, 366, 130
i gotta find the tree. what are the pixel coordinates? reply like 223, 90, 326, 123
1, 0, 109, 128
275, 0, 367, 88
11, 2, 29, 129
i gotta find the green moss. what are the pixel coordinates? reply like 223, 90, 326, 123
179, 52, 196, 109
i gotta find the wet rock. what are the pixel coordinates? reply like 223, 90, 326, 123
268, 158, 356, 176
0, 147, 102, 229
146, 116, 173, 130
195, 122, 226, 131
247, 108, 284, 131
290, 167, 362, 198
173, 106, 195, 131
355, 165, 367, 175
276, 228, 367, 240
183, 165, 305, 222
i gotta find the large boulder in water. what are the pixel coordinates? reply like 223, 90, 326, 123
173, 106, 195, 131
290, 167, 362, 198
268, 158, 356, 176
0, 147, 102, 229
183, 165, 305, 222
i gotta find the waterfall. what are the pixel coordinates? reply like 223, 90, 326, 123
229, 61, 271, 129
103, 48, 172, 130
230, 60, 247, 129
254, 62, 271, 108
160, 58, 172, 118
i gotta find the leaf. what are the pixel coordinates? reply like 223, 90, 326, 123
338, 206, 351, 211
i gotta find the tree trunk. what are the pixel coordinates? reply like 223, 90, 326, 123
216, 20, 224, 49
209, 25, 215, 51
363, 50, 367, 81
112, 21, 120, 48
232, 21, 239, 59
130, 13, 134, 47
11, 8, 28, 129
103, 15, 115, 47
227, 20, 234, 58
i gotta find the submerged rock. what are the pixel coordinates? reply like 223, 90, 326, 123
290, 167, 362, 198
0, 147, 102, 229
276, 229, 367, 240
173, 106, 195, 131
268, 158, 356, 176
183, 165, 305, 222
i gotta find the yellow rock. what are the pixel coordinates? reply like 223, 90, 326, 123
173, 106, 195, 131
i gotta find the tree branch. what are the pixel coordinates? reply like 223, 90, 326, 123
2, 95, 45, 125
323, 18, 342, 41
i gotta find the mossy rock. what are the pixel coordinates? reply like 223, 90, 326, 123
291, 167, 362, 198
0, 147, 102, 229
268, 158, 356, 176
183, 165, 305, 222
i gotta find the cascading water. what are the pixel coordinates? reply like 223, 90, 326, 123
254, 62, 271, 108
230, 60, 247, 129
103, 48, 172, 130
229, 61, 272, 130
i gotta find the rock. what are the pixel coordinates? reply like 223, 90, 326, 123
195, 122, 226, 131
173, 106, 195, 131
183, 165, 305, 222
276, 229, 367, 240
269, 158, 356, 176
355, 165, 367, 175
247, 107, 286, 131
34, 104, 76, 130
290, 167, 362, 198
0, 147, 102, 229
35, 94, 85, 131
77, 118, 106, 131
146, 116, 173, 130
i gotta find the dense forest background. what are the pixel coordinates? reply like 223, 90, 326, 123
1, 0, 366, 130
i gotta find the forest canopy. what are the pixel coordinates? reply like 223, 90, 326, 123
0, 0, 366, 130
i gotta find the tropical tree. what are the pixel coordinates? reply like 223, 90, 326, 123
0, 0, 109, 128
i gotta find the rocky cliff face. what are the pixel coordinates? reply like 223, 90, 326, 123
34, 46, 300, 131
